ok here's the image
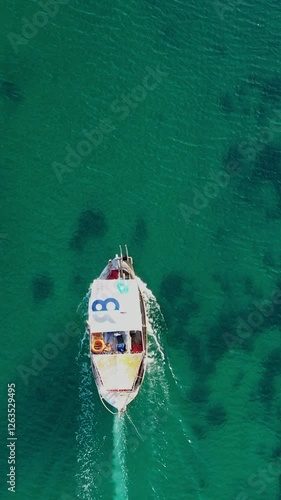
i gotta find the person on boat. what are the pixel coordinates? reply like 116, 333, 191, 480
131, 331, 143, 353
117, 342, 125, 353
114, 332, 126, 352
132, 343, 142, 353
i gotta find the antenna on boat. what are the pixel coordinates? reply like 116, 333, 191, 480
125, 244, 133, 267
119, 245, 124, 279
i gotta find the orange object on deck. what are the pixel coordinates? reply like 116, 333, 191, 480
91, 338, 105, 354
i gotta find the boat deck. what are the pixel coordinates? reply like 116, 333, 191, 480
90, 330, 143, 355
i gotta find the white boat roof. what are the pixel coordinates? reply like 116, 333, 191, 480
88, 279, 142, 333
93, 353, 143, 391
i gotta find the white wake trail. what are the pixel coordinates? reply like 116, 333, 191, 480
75, 328, 97, 499
75, 291, 103, 500
112, 416, 128, 500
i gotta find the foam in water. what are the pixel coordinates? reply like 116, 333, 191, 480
112, 416, 128, 500
75, 327, 102, 500
137, 277, 184, 391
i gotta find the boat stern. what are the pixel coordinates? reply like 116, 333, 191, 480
91, 352, 144, 412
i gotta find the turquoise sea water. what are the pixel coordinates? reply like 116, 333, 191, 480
1, 0, 281, 498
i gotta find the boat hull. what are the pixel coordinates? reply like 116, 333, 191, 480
88, 249, 147, 413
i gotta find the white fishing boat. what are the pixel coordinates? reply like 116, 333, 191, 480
87, 246, 147, 414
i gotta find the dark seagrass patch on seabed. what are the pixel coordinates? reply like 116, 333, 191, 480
174, 297, 200, 329
31, 274, 54, 303
185, 335, 203, 368
159, 272, 186, 304
0, 80, 23, 103
205, 403, 227, 427
212, 226, 229, 244
70, 273, 86, 295
132, 216, 148, 245
159, 273, 199, 311
191, 422, 207, 440
223, 144, 245, 172
188, 381, 210, 405
243, 276, 263, 300
252, 144, 281, 217
212, 272, 232, 295
71, 273, 84, 286
207, 311, 238, 362
186, 334, 215, 377
159, 274, 200, 340
258, 348, 281, 406
219, 91, 236, 113
69, 209, 107, 252
254, 143, 281, 183
271, 444, 281, 461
